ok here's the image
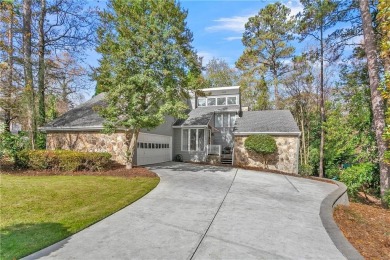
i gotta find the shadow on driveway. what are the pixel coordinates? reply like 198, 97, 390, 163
147, 161, 233, 173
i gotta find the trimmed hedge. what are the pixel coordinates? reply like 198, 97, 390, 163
244, 134, 277, 155
16, 150, 112, 171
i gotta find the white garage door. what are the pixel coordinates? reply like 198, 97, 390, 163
136, 133, 172, 166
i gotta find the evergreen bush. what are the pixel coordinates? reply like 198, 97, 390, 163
339, 163, 375, 198
16, 150, 112, 171
244, 134, 277, 155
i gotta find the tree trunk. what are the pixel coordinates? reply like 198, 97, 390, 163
4, 5, 14, 133
23, 0, 36, 148
273, 68, 280, 109
125, 129, 140, 169
300, 105, 307, 165
359, 0, 390, 201
319, 20, 325, 178
37, 0, 46, 126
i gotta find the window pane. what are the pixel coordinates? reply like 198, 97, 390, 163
148, 143, 151, 149
182, 129, 188, 150
197, 98, 206, 107
215, 114, 223, 127
223, 113, 229, 127
207, 98, 216, 106
230, 113, 237, 127
198, 129, 205, 151
190, 129, 197, 151
217, 97, 226, 105
227, 96, 237, 105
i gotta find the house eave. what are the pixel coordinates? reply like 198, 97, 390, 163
39, 126, 104, 132
172, 125, 209, 128
233, 131, 301, 137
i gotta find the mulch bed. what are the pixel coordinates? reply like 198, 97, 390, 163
0, 159, 157, 178
334, 202, 390, 260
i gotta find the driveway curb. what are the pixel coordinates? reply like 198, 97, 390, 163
319, 180, 364, 260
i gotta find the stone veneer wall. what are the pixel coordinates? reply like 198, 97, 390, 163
234, 135, 299, 174
46, 132, 128, 164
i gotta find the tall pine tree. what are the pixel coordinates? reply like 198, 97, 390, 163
95, 0, 201, 169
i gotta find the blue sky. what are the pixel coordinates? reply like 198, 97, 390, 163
179, 0, 304, 66
85, 0, 304, 67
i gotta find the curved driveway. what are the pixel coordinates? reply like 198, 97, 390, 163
27, 162, 345, 260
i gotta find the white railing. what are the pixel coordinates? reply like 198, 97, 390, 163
207, 144, 221, 155
232, 147, 234, 165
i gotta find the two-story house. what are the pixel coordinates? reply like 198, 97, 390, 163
41, 86, 301, 173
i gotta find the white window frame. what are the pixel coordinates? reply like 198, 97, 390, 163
181, 128, 207, 151
214, 112, 238, 128
201, 95, 238, 107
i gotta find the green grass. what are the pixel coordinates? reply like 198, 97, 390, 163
0, 175, 159, 259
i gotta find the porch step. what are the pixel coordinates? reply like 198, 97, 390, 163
221, 159, 232, 165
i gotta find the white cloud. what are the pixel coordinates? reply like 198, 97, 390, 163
205, 15, 253, 33
197, 51, 215, 65
285, 0, 304, 17
224, 36, 242, 41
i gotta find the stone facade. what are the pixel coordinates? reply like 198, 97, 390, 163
233, 135, 299, 174
46, 132, 128, 164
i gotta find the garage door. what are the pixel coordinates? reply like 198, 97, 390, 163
136, 133, 172, 166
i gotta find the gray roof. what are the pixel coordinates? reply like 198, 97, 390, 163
234, 110, 300, 134
42, 93, 106, 129
173, 105, 240, 126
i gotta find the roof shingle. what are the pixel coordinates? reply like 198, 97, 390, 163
234, 110, 300, 134
43, 93, 106, 128
173, 105, 240, 126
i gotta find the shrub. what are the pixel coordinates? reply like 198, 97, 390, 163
339, 163, 375, 198
244, 134, 277, 155
383, 189, 390, 208
0, 131, 30, 161
16, 150, 112, 171
299, 163, 313, 177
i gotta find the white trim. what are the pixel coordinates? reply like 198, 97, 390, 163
174, 125, 208, 128
233, 131, 301, 136
39, 126, 103, 132
201, 86, 240, 91
181, 128, 206, 152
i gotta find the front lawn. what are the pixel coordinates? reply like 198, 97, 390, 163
0, 174, 159, 259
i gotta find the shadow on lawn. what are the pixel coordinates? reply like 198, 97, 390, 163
1, 222, 71, 260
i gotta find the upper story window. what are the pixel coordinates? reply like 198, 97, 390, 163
215, 112, 237, 127
197, 95, 238, 107
227, 96, 237, 105
198, 98, 206, 107
207, 98, 216, 106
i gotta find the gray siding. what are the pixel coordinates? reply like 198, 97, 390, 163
172, 128, 207, 162
141, 116, 174, 136
213, 127, 234, 148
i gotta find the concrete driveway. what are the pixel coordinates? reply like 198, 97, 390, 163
27, 162, 345, 260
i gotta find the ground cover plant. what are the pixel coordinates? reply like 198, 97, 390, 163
0, 168, 159, 259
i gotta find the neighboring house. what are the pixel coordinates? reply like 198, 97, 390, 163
0, 110, 22, 134
40, 86, 301, 173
